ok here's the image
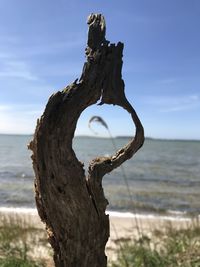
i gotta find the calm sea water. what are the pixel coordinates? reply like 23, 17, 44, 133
0, 134, 199, 216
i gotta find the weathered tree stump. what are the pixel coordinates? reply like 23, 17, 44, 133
29, 14, 144, 267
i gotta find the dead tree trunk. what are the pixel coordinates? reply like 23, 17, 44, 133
29, 14, 144, 267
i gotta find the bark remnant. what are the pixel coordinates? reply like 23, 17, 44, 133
29, 13, 144, 267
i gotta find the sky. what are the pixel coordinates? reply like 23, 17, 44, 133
0, 0, 200, 140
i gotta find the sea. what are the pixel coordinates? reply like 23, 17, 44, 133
0, 134, 200, 218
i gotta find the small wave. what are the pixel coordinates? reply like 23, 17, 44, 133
0, 171, 33, 180
129, 176, 200, 187
106, 210, 194, 221
0, 171, 13, 178
167, 209, 187, 216
0, 207, 37, 215
0, 207, 198, 222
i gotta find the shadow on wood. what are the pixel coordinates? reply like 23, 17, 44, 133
29, 13, 144, 267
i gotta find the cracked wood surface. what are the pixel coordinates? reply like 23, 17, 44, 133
29, 13, 144, 267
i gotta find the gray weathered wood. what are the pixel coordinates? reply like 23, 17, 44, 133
29, 13, 144, 267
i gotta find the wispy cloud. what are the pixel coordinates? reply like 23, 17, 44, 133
156, 78, 178, 85
0, 105, 12, 111
24, 39, 84, 57
0, 33, 84, 58
0, 29, 84, 83
38, 61, 83, 78
0, 59, 38, 81
0, 104, 43, 134
0, 52, 12, 60
0, 34, 84, 82
143, 94, 200, 113
0, 34, 38, 80
0, 103, 43, 113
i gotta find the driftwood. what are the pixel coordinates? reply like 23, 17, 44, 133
29, 14, 144, 267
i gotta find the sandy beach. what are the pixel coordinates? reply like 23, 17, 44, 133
0, 207, 197, 265
107, 211, 195, 261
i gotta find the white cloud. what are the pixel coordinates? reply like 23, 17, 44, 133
156, 78, 178, 85
0, 105, 12, 111
23, 39, 84, 57
0, 52, 12, 59
39, 61, 83, 78
0, 60, 38, 81
0, 104, 43, 134
0, 32, 84, 58
161, 95, 200, 112
143, 94, 200, 113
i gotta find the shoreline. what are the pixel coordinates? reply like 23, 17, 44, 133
1, 206, 199, 263
0, 206, 198, 221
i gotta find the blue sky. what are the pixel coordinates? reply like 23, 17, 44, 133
0, 0, 199, 139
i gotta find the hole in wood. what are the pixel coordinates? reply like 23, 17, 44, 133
73, 104, 135, 174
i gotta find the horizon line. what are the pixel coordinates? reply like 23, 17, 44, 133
0, 133, 199, 142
